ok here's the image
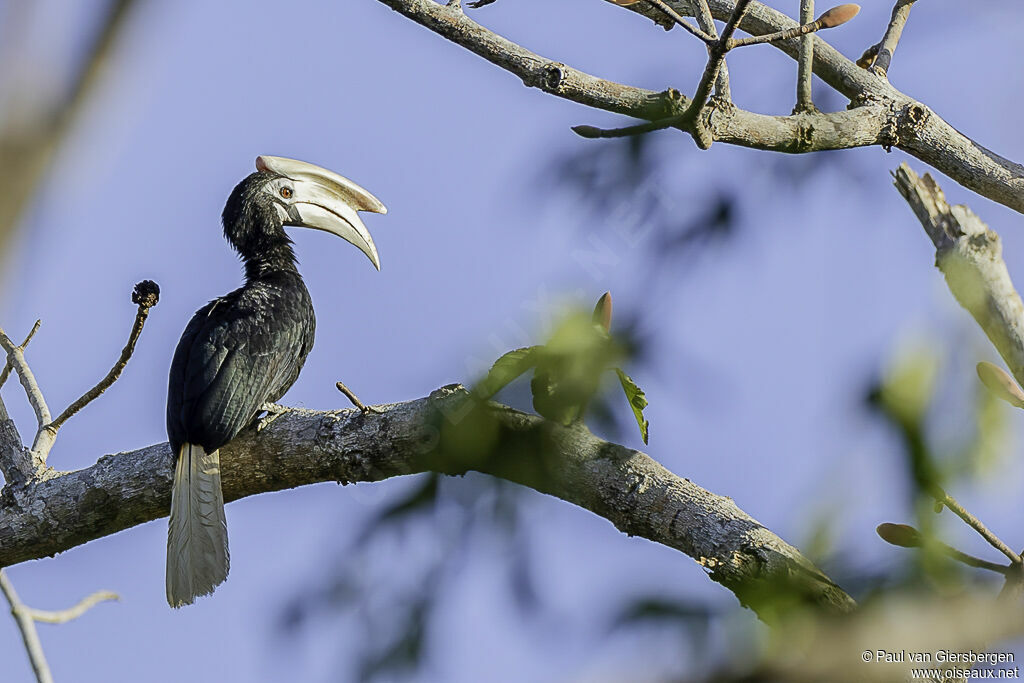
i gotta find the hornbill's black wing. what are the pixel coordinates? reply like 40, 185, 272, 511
167, 293, 310, 452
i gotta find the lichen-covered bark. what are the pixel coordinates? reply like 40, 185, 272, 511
0, 386, 854, 618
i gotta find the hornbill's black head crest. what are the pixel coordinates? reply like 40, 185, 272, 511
222, 155, 387, 270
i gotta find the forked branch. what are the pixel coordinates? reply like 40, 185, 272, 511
0, 281, 158, 481
0, 569, 117, 683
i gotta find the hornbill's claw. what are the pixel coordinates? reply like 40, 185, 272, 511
256, 402, 289, 432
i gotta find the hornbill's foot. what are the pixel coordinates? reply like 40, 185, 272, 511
336, 381, 381, 414
257, 402, 289, 432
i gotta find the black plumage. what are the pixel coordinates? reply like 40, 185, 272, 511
164, 156, 384, 608
164, 170, 315, 608
166, 171, 314, 455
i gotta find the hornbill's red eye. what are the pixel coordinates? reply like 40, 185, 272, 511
280, 187, 293, 199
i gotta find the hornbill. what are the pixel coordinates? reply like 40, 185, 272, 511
165, 156, 385, 607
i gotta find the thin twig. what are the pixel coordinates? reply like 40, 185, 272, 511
859, 0, 916, 78
336, 381, 374, 413
795, 0, 815, 112
692, 0, 729, 99
729, 4, 861, 47
47, 281, 158, 432
0, 328, 51, 429
937, 542, 1011, 575
572, 118, 681, 139
0, 320, 40, 389
0, 570, 53, 683
572, 3, 859, 142
0, 569, 118, 683
640, 0, 715, 43
683, 0, 752, 145
938, 491, 1022, 565
882, 521, 1012, 574
24, 590, 119, 624
726, 21, 831, 47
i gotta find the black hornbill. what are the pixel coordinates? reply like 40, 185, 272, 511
165, 156, 386, 607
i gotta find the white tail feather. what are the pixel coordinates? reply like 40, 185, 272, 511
166, 443, 229, 607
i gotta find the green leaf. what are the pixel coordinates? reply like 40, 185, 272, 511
475, 346, 542, 399
530, 312, 622, 425
616, 368, 649, 444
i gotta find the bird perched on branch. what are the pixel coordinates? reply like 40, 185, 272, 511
165, 156, 386, 607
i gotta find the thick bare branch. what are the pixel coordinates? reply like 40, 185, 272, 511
0, 396, 32, 486
892, 164, 1024, 390
0, 386, 855, 618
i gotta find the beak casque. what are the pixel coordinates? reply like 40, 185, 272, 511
255, 155, 386, 270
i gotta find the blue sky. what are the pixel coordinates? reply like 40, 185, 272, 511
1, 0, 1023, 680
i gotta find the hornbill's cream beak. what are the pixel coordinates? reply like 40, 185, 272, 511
256, 155, 386, 270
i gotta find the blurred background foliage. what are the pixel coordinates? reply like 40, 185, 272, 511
279, 124, 1024, 680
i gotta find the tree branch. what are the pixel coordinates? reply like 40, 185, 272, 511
795, 0, 815, 112
48, 281, 159, 432
0, 568, 117, 683
0, 282, 158, 481
373, 0, 1024, 215
684, 0, 751, 148
638, 0, 715, 43
22, 590, 119, 624
0, 329, 51, 430
0, 396, 31, 487
937, 489, 1022, 566
859, 0, 918, 78
691, 0, 730, 99
0, 570, 53, 683
0, 323, 43, 485
892, 164, 1024, 391
0, 386, 855, 619
628, 0, 1024, 214
0, 320, 39, 390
